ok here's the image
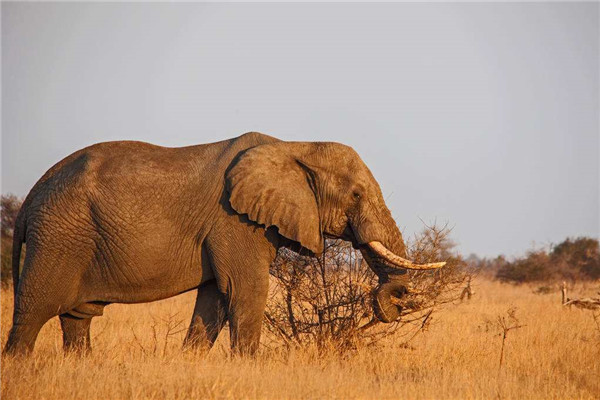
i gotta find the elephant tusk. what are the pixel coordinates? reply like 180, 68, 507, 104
367, 241, 446, 270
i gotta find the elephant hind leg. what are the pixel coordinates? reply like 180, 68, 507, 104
4, 282, 66, 355
3, 318, 47, 356
3, 231, 94, 356
60, 315, 92, 354
183, 280, 228, 352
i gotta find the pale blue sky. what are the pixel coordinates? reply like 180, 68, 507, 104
2, 3, 598, 257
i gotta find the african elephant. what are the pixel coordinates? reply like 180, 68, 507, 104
3, 132, 444, 356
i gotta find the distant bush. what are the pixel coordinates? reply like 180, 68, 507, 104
493, 237, 600, 283
1, 194, 23, 286
496, 250, 551, 283
551, 237, 600, 280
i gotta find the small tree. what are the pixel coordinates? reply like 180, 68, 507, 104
265, 224, 469, 352
1, 194, 24, 286
551, 237, 600, 280
1, 194, 22, 238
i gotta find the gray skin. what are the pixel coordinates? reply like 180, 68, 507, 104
4, 132, 410, 356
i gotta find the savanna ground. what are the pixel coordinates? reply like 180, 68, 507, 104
2, 279, 599, 400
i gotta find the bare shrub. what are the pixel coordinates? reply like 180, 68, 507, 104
492, 307, 526, 398
265, 224, 470, 352
494, 307, 525, 371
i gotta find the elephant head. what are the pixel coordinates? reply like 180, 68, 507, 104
226, 140, 445, 323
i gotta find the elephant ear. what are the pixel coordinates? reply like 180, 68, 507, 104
226, 143, 324, 255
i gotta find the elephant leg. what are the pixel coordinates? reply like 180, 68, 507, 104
225, 268, 270, 356
4, 258, 88, 355
3, 317, 47, 356
4, 277, 69, 355
4, 293, 63, 355
183, 280, 227, 352
205, 215, 278, 356
59, 315, 92, 354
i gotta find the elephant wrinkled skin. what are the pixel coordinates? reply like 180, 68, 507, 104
4, 132, 444, 356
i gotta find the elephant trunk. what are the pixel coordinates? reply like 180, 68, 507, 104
354, 204, 444, 323
372, 279, 408, 323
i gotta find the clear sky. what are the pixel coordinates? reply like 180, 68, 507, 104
2, 3, 598, 257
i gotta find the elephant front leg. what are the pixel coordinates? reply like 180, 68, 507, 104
227, 274, 269, 356
183, 280, 228, 352
59, 302, 105, 354
204, 216, 278, 356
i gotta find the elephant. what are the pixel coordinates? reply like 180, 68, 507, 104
3, 132, 444, 356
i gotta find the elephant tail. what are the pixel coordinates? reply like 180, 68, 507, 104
11, 208, 26, 300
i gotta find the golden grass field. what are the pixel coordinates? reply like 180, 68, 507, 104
2, 279, 599, 400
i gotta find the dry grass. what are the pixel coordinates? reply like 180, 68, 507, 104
2, 279, 599, 399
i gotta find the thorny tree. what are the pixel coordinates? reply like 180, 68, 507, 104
265, 224, 471, 352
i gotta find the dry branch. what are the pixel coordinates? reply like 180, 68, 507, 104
561, 281, 600, 310
563, 298, 600, 310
